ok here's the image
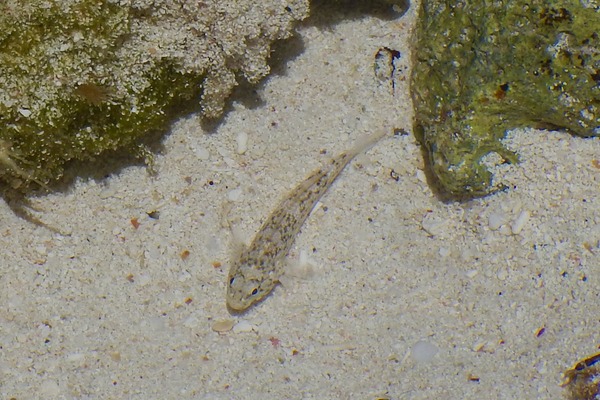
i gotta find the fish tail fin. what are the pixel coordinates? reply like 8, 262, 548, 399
346, 129, 389, 159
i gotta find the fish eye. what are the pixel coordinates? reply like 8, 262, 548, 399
251, 288, 258, 296
229, 277, 235, 286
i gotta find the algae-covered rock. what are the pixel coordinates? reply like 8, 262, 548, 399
412, 0, 600, 198
0, 0, 308, 189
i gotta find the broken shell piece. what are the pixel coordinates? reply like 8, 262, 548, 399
211, 319, 235, 333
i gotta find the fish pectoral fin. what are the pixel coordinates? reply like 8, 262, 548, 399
283, 250, 318, 282
229, 224, 250, 260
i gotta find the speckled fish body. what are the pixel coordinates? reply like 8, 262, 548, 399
226, 131, 386, 311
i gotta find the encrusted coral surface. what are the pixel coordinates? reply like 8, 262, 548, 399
412, 1, 600, 198
0, 0, 308, 189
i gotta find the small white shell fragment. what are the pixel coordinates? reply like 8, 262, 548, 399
98, 185, 118, 199
72, 31, 84, 42
227, 187, 243, 202
18, 108, 32, 117
137, 273, 152, 286
411, 340, 439, 363
183, 315, 199, 329
193, 146, 210, 160
211, 319, 235, 333
421, 213, 448, 236
498, 224, 513, 236
488, 211, 507, 231
466, 269, 479, 279
416, 169, 427, 183
40, 380, 60, 395
496, 267, 509, 281
439, 247, 450, 257
511, 210, 530, 234
236, 131, 248, 155
66, 352, 86, 363
232, 320, 254, 333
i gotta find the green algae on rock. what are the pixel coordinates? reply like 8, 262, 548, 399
0, 0, 308, 190
411, 1, 600, 198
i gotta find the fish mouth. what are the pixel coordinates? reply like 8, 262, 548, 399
226, 296, 251, 313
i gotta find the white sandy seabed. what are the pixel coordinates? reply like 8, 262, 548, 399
0, 3, 599, 399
